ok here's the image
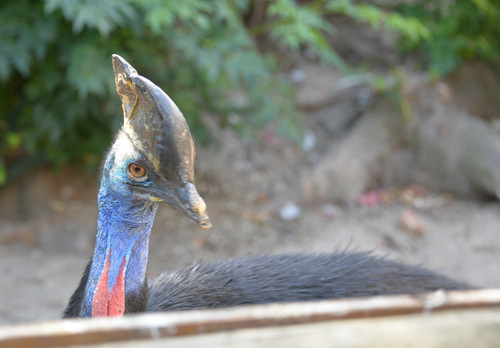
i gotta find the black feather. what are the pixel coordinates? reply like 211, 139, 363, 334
146, 251, 471, 312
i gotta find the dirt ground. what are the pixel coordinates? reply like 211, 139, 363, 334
1, 64, 499, 326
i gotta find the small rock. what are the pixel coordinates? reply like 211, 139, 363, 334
323, 204, 337, 220
192, 235, 210, 249
399, 209, 428, 236
302, 129, 316, 151
378, 189, 394, 204
262, 131, 284, 147
251, 192, 269, 205
356, 191, 380, 207
280, 201, 301, 221
242, 208, 270, 223
399, 184, 427, 206
288, 69, 306, 83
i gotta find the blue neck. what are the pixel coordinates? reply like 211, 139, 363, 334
80, 186, 158, 317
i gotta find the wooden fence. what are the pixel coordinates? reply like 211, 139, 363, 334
1, 289, 499, 347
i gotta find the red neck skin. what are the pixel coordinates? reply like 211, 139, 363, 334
92, 250, 127, 317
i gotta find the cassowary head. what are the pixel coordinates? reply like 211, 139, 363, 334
100, 54, 211, 229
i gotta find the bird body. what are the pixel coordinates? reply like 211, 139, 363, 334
63, 55, 470, 319
146, 252, 468, 312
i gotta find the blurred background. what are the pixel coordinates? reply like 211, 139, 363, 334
0, 0, 499, 324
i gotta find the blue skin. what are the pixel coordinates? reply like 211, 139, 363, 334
80, 134, 158, 317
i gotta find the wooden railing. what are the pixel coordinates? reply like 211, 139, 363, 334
1, 289, 499, 348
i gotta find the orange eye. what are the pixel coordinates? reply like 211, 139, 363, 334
128, 163, 148, 182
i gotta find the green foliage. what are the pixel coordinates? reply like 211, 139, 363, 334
0, 0, 273, 182
259, 0, 430, 72
396, 0, 500, 76
0, 0, 485, 184
45, 0, 137, 36
0, 1, 57, 80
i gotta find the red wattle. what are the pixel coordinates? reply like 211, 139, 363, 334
92, 252, 110, 317
92, 252, 127, 317
109, 256, 126, 316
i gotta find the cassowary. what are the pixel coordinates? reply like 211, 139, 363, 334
63, 55, 470, 318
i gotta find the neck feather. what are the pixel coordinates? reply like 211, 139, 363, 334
80, 188, 158, 317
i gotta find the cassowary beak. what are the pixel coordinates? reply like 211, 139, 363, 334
150, 183, 212, 230
175, 183, 212, 230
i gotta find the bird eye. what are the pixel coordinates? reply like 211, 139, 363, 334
127, 163, 148, 182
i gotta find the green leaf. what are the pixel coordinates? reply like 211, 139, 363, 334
66, 41, 115, 98
0, 162, 6, 186
0, 1, 57, 79
6, 133, 22, 149
45, 0, 137, 36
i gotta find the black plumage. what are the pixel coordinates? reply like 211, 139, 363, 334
146, 251, 470, 312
